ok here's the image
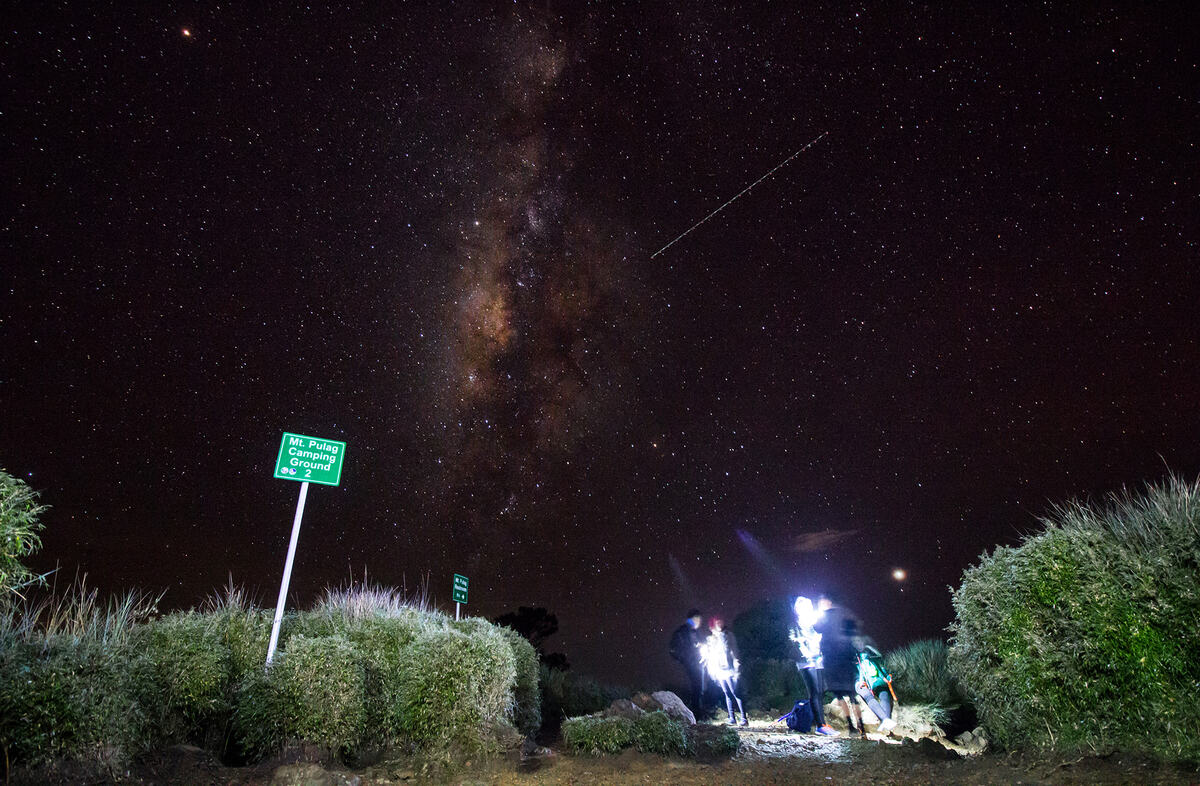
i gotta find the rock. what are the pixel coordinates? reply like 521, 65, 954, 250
631, 691, 663, 712
901, 737, 961, 761
954, 726, 988, 754
649, 690, 697, 725
270, 762, 361, 786
603, 698, 648, 720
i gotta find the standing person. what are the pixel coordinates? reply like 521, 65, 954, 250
699, 618, 749, 726
816, 593, 866, 738
789, 596, 837, 736
669, 609, 707, 717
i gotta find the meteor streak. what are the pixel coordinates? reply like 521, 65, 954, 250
651, 130, 829, 259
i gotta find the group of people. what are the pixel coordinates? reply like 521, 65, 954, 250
669, 593, 897, 737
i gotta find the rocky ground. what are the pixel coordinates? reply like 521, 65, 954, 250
13, 719, 1198, 785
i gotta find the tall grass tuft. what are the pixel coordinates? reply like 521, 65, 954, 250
950, 474, 1200, 762
0, 574, 161, 648
884, 639, 966, 709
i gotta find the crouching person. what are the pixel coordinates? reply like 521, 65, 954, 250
856, 645, 897, 733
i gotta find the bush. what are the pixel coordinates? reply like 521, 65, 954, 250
0, 583, 160, 767
234, 634, 366, 757
949, 476, 1200, 761
392, 624, 516, 751
693, 724, 741, 758
0, 640, 144, 767
494, 625, 541, 736
539, 665, 625, 724
0, 469, 48, 598
884, 639, 965, 709
342, 611, 437, 740
136, 612, 232, 739
738, 658, 806, 710
631, 710, 690, 756
2, 581, 534, 768
561, 715, 633, 754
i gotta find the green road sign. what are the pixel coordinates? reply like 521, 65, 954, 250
274, 432, 346, 486
452, 573, 468, 604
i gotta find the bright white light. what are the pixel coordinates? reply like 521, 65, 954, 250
892, 568, 907, 581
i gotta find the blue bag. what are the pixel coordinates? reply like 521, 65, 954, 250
784, 699, 813, 733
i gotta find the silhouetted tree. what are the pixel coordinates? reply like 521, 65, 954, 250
730, 597, 795, 661
493, 606, 558, 649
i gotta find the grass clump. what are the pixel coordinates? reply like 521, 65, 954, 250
562, 711, 726, 759
949, 475, 1200, 762
0, 580, 159, 767
631, 710, 690, 755
561, 715, 633, 754
884, 639, 966, 709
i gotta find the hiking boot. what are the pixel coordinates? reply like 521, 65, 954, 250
727, 715, 738, 725
740, 715, 749, 727
815, 725, 838, 736
878, 718, 897, 733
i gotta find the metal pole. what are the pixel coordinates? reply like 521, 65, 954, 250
266, 481, 309, 666
455, 602, 460, 621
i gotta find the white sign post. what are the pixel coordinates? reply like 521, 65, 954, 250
266, 481, 308, 665
265, 432, 347, 666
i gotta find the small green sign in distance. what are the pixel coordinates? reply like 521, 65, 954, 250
274, 432, 346, 486
452, 573, 468, 604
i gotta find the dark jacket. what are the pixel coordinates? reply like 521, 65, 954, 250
816, 608, 859, 689
669, 622, 704, 668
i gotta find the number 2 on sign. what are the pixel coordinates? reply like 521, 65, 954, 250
305, 470, 312, 477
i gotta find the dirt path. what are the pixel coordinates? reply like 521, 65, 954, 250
15, 724, 1199, 784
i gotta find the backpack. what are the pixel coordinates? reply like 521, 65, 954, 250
783, 699, 813, 733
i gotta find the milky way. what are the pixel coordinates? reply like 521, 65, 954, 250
429, 10, 642, 538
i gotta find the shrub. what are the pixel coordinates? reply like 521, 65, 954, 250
0, 469, 48, 599
738, 657, 805, 710
884, 639, 965, 709
631, 710, 690, 756
202, 580, 272, 685
343, 611, 437, 740
539, 665, 625, 724
0, 640, 144, 767
136, 612, 232, 739
693, 724, 741, 758
494, 625, 542, 736
0, 583, 160, 767
234, 634, 366, 757
949, 476, 1200, 762
392, 624, 516, 751
561, 715, 633, 754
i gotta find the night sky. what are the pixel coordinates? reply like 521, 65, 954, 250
3, 3, 1198, 686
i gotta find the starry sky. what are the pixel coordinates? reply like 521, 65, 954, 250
2, 3, 1198, 685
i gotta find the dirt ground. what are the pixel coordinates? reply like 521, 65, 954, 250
13, 722, 1199, 785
